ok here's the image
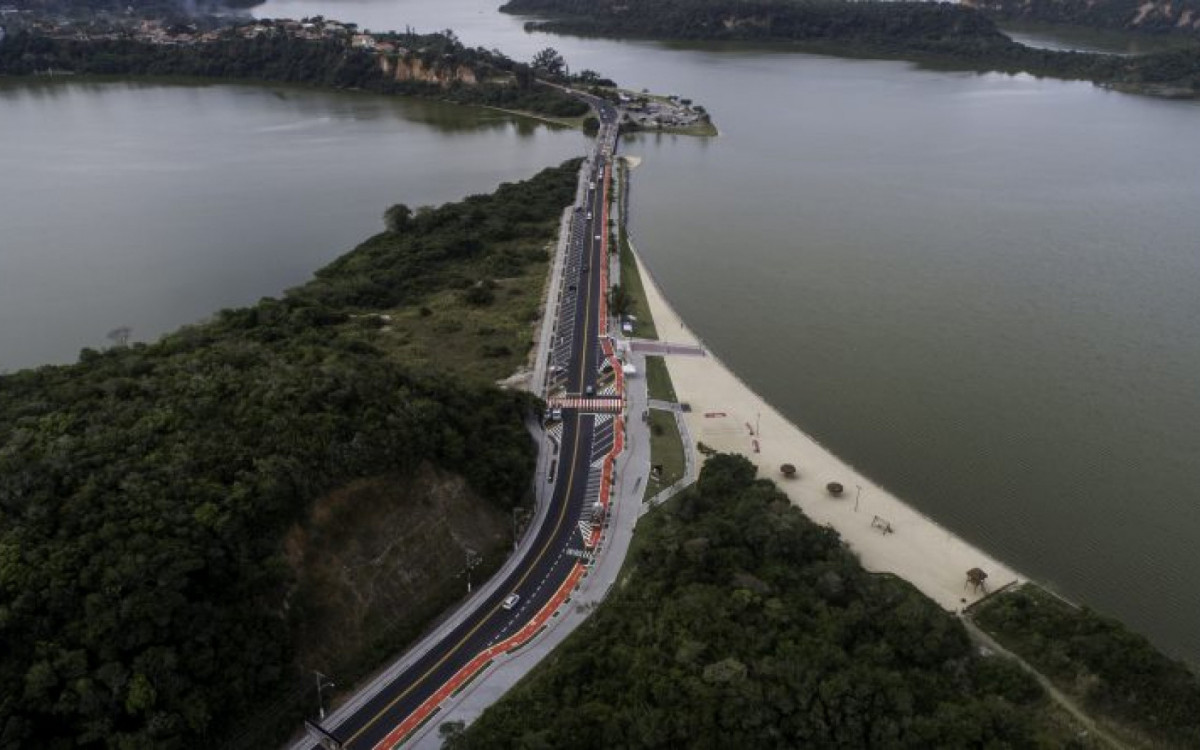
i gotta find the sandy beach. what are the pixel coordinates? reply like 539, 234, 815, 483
631, 249, 1023, 612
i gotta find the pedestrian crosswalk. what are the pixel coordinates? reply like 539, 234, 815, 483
547, 397, 622, 413
577, 520, 594, 542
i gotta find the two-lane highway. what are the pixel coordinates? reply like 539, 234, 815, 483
305, 99, 622, 750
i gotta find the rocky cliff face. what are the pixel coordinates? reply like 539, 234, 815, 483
963, 0, 1200, 34
379, 54, 479, 86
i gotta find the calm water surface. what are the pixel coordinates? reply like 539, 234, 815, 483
0, 80, 584, 369
5, 0, 1200, 664
256, 0, 1200, 662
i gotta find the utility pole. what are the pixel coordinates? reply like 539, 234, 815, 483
314, 671, 335, 721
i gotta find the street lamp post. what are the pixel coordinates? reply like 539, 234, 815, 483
314, 671, 335, 721
855, 484, 862, 513
462, 549, 482, 594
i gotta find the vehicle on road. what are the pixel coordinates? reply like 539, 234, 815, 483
502, 593, 520, 610
585, 385, 595, 396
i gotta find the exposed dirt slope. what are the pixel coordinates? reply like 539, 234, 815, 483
284, 464, 512, 683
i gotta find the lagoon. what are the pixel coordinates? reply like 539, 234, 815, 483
0, 80, 585, 370
3, 0, 1199, 666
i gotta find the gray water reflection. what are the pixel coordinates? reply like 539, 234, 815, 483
0, 80, 585, 370
256, 0, 1200, 663
7, 0, 1200, 666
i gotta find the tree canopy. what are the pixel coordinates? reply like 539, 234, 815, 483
456, 454, 1075, 748
0, 159, 582, 748
500, 0, 1200, 95
0, 28, 591, 118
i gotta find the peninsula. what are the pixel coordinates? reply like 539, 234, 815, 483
500, 0, 1200, 97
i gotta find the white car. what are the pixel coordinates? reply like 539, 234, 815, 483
502, 593, 520, 610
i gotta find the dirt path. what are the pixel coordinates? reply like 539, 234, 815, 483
961, 618, 1127, 749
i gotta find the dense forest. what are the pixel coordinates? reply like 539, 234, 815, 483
0, 159, 582, 748
0, 28, 590, 118
500, 0, 1200, 95
454, 454, 1085, 748
965, 0, 1200, 36
973, 585, 1200, 748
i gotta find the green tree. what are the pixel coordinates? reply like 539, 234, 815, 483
530, 46, 566, 77
383, 203, 412, 233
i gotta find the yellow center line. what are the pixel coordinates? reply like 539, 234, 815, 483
345, 188, 601, 748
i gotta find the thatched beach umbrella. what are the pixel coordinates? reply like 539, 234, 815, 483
966, 567, 988, 592
780, 464, 797, 478
826, 482, 844, 497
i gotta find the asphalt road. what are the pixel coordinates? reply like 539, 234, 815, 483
314, 101, 620, 750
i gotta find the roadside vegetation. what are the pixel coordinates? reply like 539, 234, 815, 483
500, 0, 1200, 97
971, 583, 1200, 749
0, 160, 581, 748
454, 454, 1093, 748
615, 162, 659, 341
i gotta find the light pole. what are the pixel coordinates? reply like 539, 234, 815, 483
855, 484, 862, 513
314, 671, 335, 721
462, 549, 482, 594
755, 412, 761, 437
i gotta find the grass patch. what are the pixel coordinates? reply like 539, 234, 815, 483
644, 355, 677, 403
348, 253, 552, 384
645, 408, 686, 499
483, 105, 589, 130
